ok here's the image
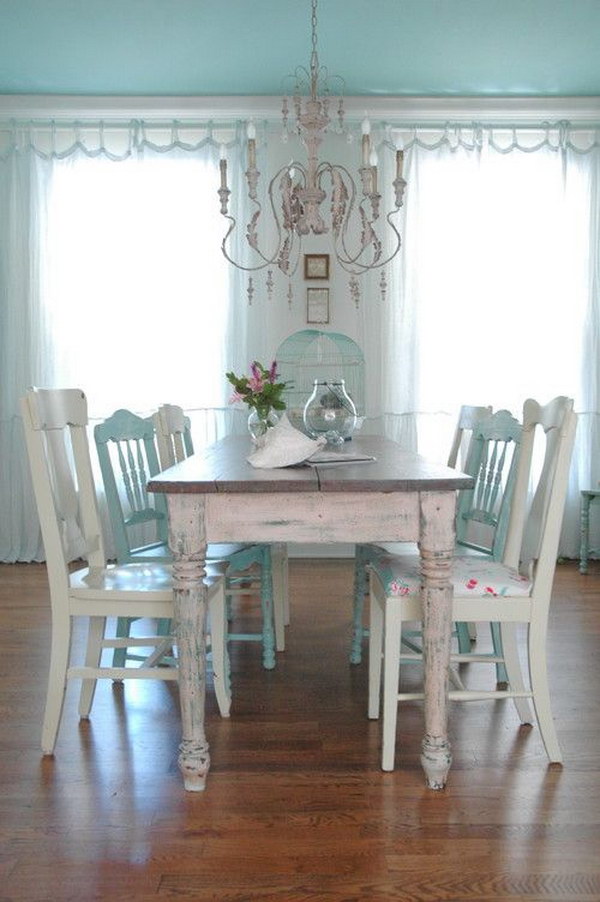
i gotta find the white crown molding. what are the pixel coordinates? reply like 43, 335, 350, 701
1, 94, 599, 125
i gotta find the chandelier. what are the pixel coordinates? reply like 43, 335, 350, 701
217, 0, 406, 283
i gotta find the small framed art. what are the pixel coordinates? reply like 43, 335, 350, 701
304, 253, 330, 280
307, 287, 330, 324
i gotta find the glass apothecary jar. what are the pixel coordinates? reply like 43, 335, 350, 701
303, 380, 358, 446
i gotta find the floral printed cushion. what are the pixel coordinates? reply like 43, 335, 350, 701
369, 552, 532, 598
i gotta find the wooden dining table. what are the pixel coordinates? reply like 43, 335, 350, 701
148, 434, 474, 792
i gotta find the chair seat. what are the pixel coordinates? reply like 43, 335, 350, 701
370, 551, 532, 599
127, 541, 262, 563
70, 561, 225, 597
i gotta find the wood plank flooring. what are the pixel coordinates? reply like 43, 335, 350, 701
0, 559, 599, 901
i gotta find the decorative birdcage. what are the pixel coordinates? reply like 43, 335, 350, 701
275, 330, 365, 433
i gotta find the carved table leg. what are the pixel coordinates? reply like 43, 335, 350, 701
419, 491, 456, 790
167, 494, 210, 791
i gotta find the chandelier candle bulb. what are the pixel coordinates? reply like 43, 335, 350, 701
248, 139, 256, 170
396, 148, 404, 180
361, 116, 371, 165
247, 120, 257, 169
219, 145, 228, 189
371, 168, 378, 196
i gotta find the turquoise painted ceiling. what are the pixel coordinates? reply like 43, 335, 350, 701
0, 0, 599, 97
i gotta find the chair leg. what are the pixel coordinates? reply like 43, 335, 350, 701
282, 544, 290, 626
208, 584, 231, 718
78, 616, 106, 718
382, 596, 403, 771
528, 622, 562, 763
368, 585, 384, 719
42, 612, 72, 756
350, 545, 368, 664
157, 618, 172, 636
112, 615, 134, 670
455, 621, 472, 654
500, 623, 533, 724
580, 492, 591, 574
490, 622, 509, 686
260, 548, 276, 670
448, 663, 465, 691
272, 543, 287, 652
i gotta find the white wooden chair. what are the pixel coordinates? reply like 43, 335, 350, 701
154, 403, 289, 660
368, 396, 577, 771
350, 405, 493, 664
20, 387, 231, 756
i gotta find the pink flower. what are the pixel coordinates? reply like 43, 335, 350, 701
229, 390, 244, 404
466, 578, 478, 589
248, 374, 264, 393
389, 580, 410, 596
484, 586, 497, 596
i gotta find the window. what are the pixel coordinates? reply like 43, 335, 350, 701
402, 143, 590, 462
44, 152, 231, 417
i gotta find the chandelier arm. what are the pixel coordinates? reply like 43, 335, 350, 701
323, 162, 388, 270
330, 191, 402, 273
221, 210, 282, 272
267, 162, 306, 275
324, 162, 364, 264
334, 208, 403, 275
220, 216, 272, 271
317, 160, 357, 245
221, 167, 289, 271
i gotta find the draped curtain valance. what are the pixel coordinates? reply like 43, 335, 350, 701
0, 118, 248, 160
1, 117, 599, 161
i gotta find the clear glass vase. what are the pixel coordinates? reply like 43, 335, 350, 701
303, 380, 357, 446
247, 408, 279, 442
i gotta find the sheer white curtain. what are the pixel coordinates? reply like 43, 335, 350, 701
382, 127, 600, 556
0, 149, 60, 561
45, 148, 232, 416
0, 122, 250, 561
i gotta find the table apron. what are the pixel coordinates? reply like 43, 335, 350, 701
204, 491, 421, 544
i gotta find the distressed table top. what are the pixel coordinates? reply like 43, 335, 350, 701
148, 435, 474, 495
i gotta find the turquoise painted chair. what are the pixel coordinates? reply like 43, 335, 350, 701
350, 405, 492, 665
153, 403, 287, 664
352, 407, 523, 685
94, 407, 279, 671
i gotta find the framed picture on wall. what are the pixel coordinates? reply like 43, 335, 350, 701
304, 253, 329, 280
307, 287, 330, 324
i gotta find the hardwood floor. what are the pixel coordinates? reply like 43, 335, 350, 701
0, 559, 599, 901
